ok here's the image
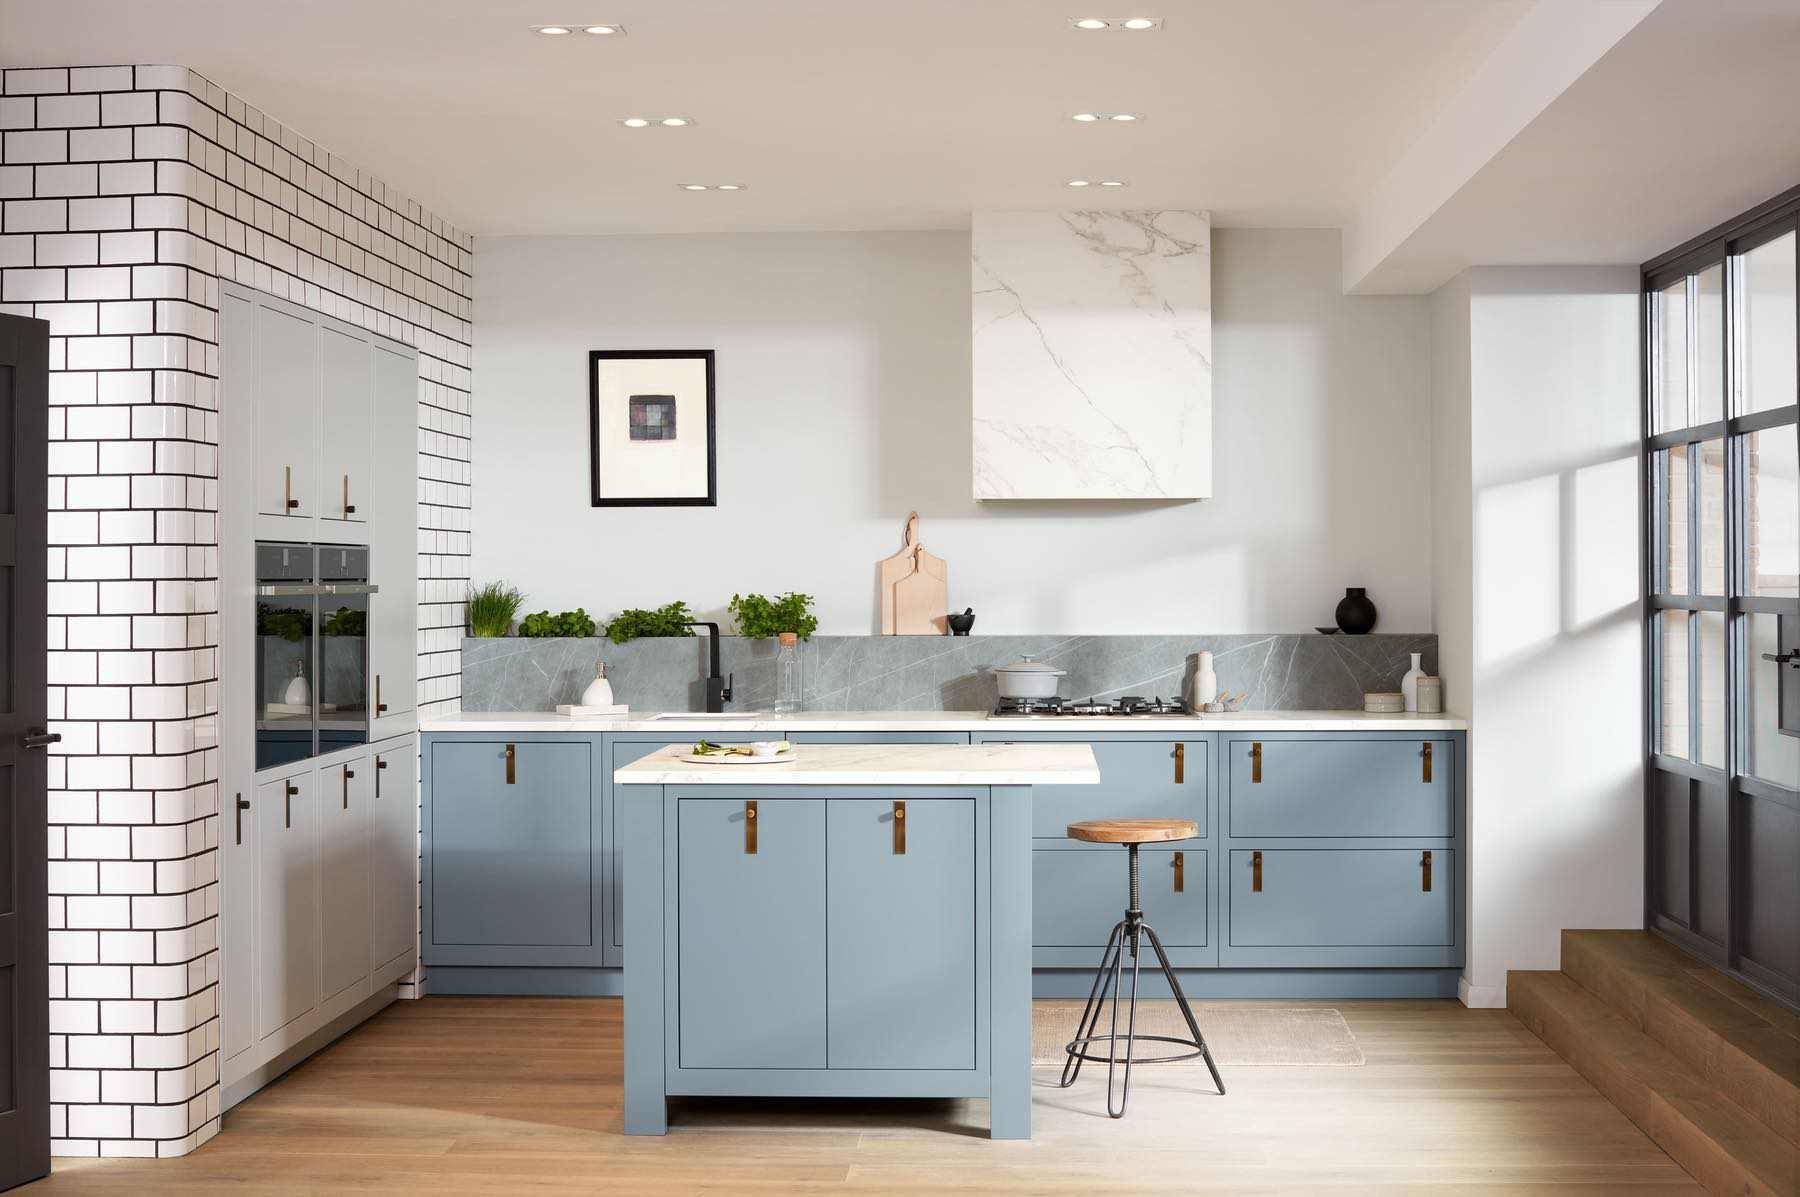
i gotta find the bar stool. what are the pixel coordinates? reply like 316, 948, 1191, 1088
1059, 818, 1225, 1117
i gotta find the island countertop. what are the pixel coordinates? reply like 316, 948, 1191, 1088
613, 741, 1101, 786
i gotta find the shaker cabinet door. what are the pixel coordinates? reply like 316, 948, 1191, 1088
255, 771, 318, 1041
320, 757, 373, 1002
1228, 849, 1455, 949
677, 798, 827, 1069
253, 303, 318, 521
371, 741, 419, 972
368, 342, 417, 733
318, 324, 372, 533
428, 740, 593, 951
826, 799, 977, 1070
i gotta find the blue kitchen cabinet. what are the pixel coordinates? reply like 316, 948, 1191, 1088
981, 735, 1206, 837
1225, 848, 1457, 964
677, 798, 829, 1068
1033, 842, 1209, 966
1225, 737, 1455, 838
788, 731, 971, 745
423, 736, 600, 965
826, 798, 978, 1069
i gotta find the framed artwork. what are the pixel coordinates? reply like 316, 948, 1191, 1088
588, 349, 717, 506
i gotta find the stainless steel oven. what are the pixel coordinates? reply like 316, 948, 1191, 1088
255, 542, 375, 769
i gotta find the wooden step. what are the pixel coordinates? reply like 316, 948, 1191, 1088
1509, 969, 1798, 1197
1563, 930, 1799, 1148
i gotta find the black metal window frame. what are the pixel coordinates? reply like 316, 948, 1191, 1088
1640, 184, 1799, 1007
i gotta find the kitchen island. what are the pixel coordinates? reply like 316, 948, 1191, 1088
613, 741, 1099, 1138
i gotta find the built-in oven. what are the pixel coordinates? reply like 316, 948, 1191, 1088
254, 542, 374, 769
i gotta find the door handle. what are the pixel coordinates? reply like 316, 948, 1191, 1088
745, 799, 757, 854
376, 675, 387, 714
1173, 850, 1184, 893
21, 729, 61, 749
893, 800, 906, 854
376, 756, 387, 798
285, 465, 299, 510
1422, 741, 1433, 784
1252, 850, 1263, 892
1761, 650, 1797, 667
1250, 741, 1262, 783
505, 743, 516, 785
342, 473, 355, 515
235, 793, 249, 845
1421, 850, 1432, 893
285, 782, 298, 828
1173, 742, 1184, 784
343, 767, 354, 808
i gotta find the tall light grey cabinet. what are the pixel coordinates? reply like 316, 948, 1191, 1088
218, 284, 422, 1106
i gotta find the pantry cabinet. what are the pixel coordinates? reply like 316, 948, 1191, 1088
371, 742, 420, 972
319, 323, 372, 535
368, 342, 418, 739
252, 301, 318, 530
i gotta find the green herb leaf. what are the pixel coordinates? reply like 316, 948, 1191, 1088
727, 592, 818, 640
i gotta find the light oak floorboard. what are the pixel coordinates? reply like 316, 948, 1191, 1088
28, 997, 1701, 1194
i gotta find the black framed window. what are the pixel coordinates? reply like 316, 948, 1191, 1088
1642, 186, 1799, 1009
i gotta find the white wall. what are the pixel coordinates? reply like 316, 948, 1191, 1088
1433, 266, 1645, 1007
472, 227, 1433, 633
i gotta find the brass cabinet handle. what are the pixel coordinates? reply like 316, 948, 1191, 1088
343, 766, 354, 808
1252, 849, 1263, 893
342, 473, 355, 515
1251, 741, 1262, 783
375, 675, 387, 714
1421, 850, 1432, 893
1173, 850, 1184, 893
893, 800, 906, 855
1174, 742, 1184, 784
234, 793, 248, 845
284, 464, 299, 510
375, 756, 386, 797
1422, 741, 1433, 784
285, 782, 298, 828
745, 800, 758, 854
504, 743, 516, 785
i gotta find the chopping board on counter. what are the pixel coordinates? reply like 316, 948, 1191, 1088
878, 512, 947, 635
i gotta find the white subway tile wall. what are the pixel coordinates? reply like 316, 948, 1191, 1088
0, 64, 472, 1158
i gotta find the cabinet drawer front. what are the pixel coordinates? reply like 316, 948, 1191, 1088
1226, 738, 1452, 838
429, 741, 592, 947
678, 798, 827, 1069
999, 740, 1205, 837
1034, 846, 1207, 949
1228, 849, 1453, 946
826, 799, 976, 1070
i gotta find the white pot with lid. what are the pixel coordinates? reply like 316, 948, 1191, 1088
992, 654, 1068, 700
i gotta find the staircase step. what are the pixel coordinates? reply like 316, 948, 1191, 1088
1563, 930, 1799, 1147
1509, 969, 1798, 1197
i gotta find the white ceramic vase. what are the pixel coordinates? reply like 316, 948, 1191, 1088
1401, 652, 1425, 713
1192, 650, 1219, 707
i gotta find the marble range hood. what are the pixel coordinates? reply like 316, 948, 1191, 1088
971, 209, 1213, 500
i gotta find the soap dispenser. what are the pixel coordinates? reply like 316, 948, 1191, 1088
283, 658, 310, 708
581, 660, 614, 708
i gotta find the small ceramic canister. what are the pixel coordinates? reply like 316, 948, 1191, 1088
1415, 676, 1443, 714
1363, 692, 1405, 713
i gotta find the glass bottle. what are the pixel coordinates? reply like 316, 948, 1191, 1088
773, 632, 802, 714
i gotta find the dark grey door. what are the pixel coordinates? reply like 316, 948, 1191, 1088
0, 314, 50, 1189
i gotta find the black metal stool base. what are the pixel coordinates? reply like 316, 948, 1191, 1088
1059, 845, 1226, 1117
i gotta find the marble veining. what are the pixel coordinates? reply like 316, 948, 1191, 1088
972, 209, 1212, 499
460, 633, 1438, 714
614, 742, 1102, 786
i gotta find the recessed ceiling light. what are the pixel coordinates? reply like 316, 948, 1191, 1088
621, 117, 650, 127
1121, 18, 1160, 30
1071, 112, 1142, 124
1067, 16, 1162, 31
532, 24, 573, 35
714, 184, 743, 191
1072, 112, 1100, 122
582, 24, 624, 35
1108, 112, 1138, 122
659, 117, 690, 127
1098, 179, 1127, 187
677, 183, 747, 192
680, 183, 709, 191
1066, 179, 1092, 187
1072, 18, 1110, 29
619, 116, 695, 128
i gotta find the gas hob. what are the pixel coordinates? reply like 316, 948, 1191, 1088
991, 695, 1190, 717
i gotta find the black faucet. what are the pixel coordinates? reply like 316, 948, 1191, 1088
684, 622, 734, 712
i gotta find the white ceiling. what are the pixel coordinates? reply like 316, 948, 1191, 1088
0, 0, 1531, 236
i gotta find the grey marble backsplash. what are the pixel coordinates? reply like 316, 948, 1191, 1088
461, 633, 1437, 713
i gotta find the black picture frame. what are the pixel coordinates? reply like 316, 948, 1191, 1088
588, 349, 717, 507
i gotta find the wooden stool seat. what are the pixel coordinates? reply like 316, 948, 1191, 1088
1066, 818, 1197, 845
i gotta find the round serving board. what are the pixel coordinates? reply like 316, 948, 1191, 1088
677, 750, 796, 766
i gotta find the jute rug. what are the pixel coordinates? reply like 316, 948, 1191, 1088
1031, 1001, 1364, 1067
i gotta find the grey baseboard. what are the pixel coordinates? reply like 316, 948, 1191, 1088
426, 965, 627, 996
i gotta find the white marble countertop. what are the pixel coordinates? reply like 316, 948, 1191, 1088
421, 709, 1468, 733
614, 741, 1102, 786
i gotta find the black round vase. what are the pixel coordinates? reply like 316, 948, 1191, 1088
1335, 587, 1378, 635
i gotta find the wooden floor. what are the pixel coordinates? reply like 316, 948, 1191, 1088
31, 997, 1701, 1194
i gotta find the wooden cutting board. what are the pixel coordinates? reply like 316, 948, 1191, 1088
878, 512, 947, 635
